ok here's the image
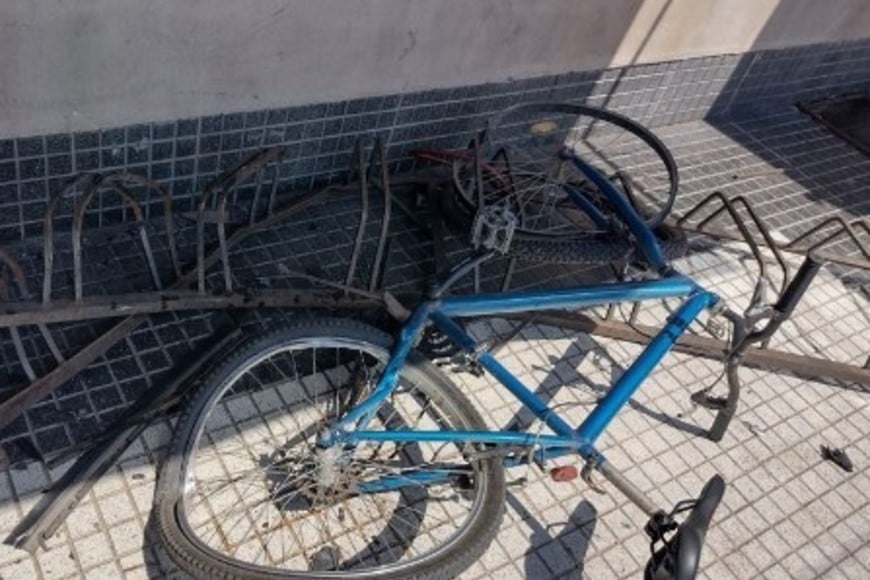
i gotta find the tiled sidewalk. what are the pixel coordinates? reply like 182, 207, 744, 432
0, 110, 868, 579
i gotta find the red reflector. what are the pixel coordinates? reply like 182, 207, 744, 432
549, 465, 578, 482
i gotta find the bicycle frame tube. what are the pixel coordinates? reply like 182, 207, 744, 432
564, 152, 668, 272
437, 276, 699, 317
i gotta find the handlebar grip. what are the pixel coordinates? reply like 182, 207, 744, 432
773, 256, 823, 317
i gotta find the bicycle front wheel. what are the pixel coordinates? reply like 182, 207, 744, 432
155, 317, 506, 580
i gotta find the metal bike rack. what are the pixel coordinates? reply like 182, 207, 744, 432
0, 138, 402, 440
1, 135, 408, 552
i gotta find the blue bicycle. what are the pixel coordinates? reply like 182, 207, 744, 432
154, 132, 820, 579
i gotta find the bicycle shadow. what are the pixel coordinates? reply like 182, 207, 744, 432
495, 321, 709, 439
506, 492, 597, 579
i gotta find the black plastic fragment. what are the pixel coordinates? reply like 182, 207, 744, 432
821, 445, 854, 473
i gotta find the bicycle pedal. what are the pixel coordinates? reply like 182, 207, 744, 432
549, 465, 578, 482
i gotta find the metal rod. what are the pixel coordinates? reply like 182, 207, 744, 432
0, 246, 65, 363
677, 192, 790, 308
369, 138, 392, 292
41, 174, 98, 304
9, 326, 36, 381
785, 216, 870, 260
267, 163, 281, 216
345, 139, 370, 291
679, 203, 870, 271
1, 277, 36, 381
216, 187, 235, 292
0, 289, 384, 326
597, 460, 661, 516
248, 161, 267, 226
109, 174, 180, 278
506, 311, 870, 386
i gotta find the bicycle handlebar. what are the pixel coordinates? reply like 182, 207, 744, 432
773, 254, 823, 317
645, 475, 725, 580
743, 254, 823, 345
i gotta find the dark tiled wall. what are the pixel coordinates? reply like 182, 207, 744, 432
0, 38, 868, 243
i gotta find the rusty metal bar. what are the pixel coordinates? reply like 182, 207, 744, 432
196, 148, 285, 293
0, 278, 36, 382
8, 327, 36, 382
0, 246, 65, 364
0, 315, 146, 433
500, 257, 517, 292
267, 163, 281, 216
345, 139, 370, 291
784, 216, 870, 260
42, 174, 99, 304
107, 180, 166, 289
248, 160, 268, 226
108, 173, 181, 278
368, 138, 392, 292
5, 326, 243, 553
0, 289, 383, 327
506, 311, 870, 387
679, 210, 870, 271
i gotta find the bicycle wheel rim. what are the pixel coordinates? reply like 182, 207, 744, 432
172, 336, 495, 578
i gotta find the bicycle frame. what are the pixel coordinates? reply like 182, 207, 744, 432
329, 276, 717, 464
324, 152, 720, 499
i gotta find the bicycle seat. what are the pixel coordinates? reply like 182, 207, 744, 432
645, 475, 725, 580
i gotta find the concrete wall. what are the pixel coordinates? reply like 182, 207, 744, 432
612, 0, 870, 65
1, 0, 868, 138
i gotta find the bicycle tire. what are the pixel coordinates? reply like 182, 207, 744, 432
155, 317, 506, 580
509, 224, 688, 265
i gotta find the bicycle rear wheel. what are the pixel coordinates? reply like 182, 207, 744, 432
155, 318, 506, 580
440, 103, 684, 264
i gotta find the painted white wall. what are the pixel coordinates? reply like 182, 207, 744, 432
1, 0, 868, 137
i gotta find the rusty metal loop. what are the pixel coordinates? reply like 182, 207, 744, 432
42, 174, 101, 304
71, 176, 158, 302
103, 173, 181, 278
196, 147, 285, 293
